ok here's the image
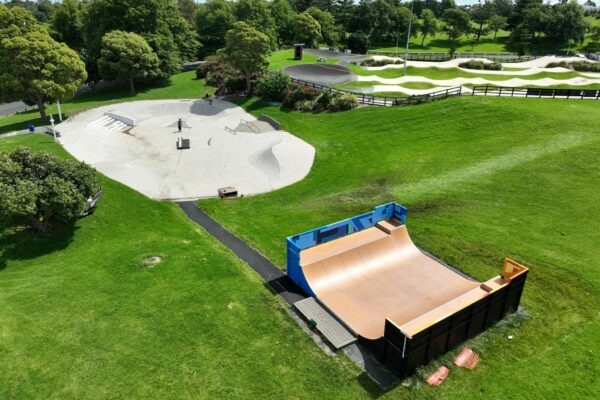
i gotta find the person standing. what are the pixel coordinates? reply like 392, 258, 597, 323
177, 118, 182, 132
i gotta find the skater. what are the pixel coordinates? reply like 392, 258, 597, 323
177, 118, 182, 132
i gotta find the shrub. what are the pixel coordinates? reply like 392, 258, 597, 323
358, 58, 403, 67
546, 61, 600, 72
458, 60, 502, 70
256, 71, 291, 102
347, 32, 370, 55
196, 56, 245, 93
294, 99, 317, 112
328, 93, 359, 111
0, 147, 101, 233
282, 85, 319, 108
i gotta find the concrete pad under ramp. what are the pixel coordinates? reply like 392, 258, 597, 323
283, 64, 356, 85
58, 99, 315, 200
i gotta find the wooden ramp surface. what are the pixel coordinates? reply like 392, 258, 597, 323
294, 297, 357, 349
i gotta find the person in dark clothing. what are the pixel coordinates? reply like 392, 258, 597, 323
177, 118, 182, 132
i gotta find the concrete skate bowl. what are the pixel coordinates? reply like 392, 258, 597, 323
57, 99, 315, 200
283, 64, 356, 85
287, 202, 529, 378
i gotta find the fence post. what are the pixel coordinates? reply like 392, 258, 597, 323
596, 90, 600, 100
552, 89, 556, 99
485, 86, 488, 96
511, 87, 515, 97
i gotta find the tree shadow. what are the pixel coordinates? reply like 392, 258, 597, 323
0, 221, 78, 272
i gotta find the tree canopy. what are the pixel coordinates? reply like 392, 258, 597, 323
98, 31, 161, 95
219, 22, 271, 91
0, 147, 100, 234
0, 29, 86, 118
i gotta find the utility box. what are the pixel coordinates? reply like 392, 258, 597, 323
293, 43, 304, 60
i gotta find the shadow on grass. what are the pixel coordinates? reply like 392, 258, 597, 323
0, 221, 77, 271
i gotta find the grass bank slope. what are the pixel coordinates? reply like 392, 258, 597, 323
200, 97, 600, 398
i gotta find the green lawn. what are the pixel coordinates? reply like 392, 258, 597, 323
199, 97, 600, 398
370, 29, 511, 54
346, 63, 591, 81
0, 71, 214, 135
0, 135, 383, 399
267, 49, 337, 71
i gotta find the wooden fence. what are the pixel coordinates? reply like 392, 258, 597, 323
366, 51, 541, 62
471, 85, 600, 100
282, 74, 462, 107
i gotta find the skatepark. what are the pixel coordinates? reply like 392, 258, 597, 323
57, 99, 315, 200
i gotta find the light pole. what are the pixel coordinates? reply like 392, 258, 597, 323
49, 115, 56, 142
56, 100, 63, 122
403, 1, 414, 77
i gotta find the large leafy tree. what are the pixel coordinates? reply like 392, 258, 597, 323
470, 0, 495, 44
219, 22, 271, 91
50, 0, 84, 52
544, 1, 587, 45
306, 6, 338, 45
82, 0, 200, 79
0, 4, 44, 41
270, 0, 296, 46
419, 8, 439, 46
0, 31, 87, 119
195, 0, 237, 58
294, 11, 322, 48
488, 14, 507, 40
0, 147, 100, 234
235, 0, 277, 47
442, 7, 470, 53
98, 31, 160, 95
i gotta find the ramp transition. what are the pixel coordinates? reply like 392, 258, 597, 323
287, 203, 528, 377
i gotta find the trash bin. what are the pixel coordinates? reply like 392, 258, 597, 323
28, 124, 35, 133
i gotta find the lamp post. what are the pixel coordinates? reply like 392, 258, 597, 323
403, 1, 414, 77
49, 115, 56, 142
56, 100, 63, 122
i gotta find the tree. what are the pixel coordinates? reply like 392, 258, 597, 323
256, 71, 291, 101
544, 1, 587, 45
306, 6, 338, 45
235, 0, 277, 48
270, 0, 295, 46
510, 24, 532, 56
333, 0, 355, 35
177, 0, 197, 24
442, 8, 470, 52
470, 0, 494, 44
294, 11, 321, 48
98, 31, 160, 95
488, 15, 507, 40
50, 0, 84, 52
0, 147, 100, 234
0, 4, 45, 41
347, 32, 370, 54
419, 8, 438, 46
219, 22, 271, 91
0, 31, 86, 119
82, 0, 200, 79
195, 0, 237, 57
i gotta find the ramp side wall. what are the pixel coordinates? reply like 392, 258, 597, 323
286, 203, 408, 295
375, 270, 528, 378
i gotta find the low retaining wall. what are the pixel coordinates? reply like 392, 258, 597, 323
258, 115, 282, 130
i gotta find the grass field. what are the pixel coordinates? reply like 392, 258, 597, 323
0, 71, 214, 135
199, 97, 600, 398
370, 17, 600, 54
267, 49, 337, 71
0, 135, 384, 399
